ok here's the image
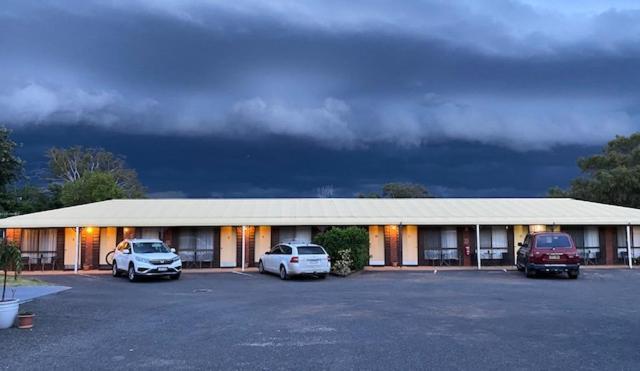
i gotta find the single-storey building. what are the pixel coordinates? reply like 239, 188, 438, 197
1, 198, 639, 271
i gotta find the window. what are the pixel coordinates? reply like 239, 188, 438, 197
178, 228, 214, 251
536, 235, 571, 248
297, 246, 325, 255
281, 245, 292, 255
634, 226, 640, 248
132, 241, 170, 254
584, 227, 599, 248
21, 229, 57, 255
270, 246, 282, 254
441, 228, 457, 249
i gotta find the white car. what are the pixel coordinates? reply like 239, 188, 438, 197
258, 243, 331, 280
112, 239, 182, 282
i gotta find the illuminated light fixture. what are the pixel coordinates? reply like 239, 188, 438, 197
124, 228, 130, 233
86, 227, 94, 233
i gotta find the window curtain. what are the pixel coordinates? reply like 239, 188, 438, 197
479, 229, 492, 248
279, 227, 296, 243
178, 228, 196, 250
617, 227, 628, 247
21, 229, 39, 253
295, 227, 312, 243
141, 228, 161, 239
38, 229, 57, 251
491, 227, 508, 248
441, 228, 457, 249
196, 228, 214, 250
633, 226, 640, 248
583, 227, 599, 248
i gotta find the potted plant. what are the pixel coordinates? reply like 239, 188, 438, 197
0, 239, 22, 329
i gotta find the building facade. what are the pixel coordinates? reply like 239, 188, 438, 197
2, 198, 640, 270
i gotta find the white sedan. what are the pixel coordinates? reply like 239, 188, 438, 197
112, 239, 182, 282
258, 243, 331, 280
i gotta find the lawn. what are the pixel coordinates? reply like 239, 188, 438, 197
3, 276, 49, 287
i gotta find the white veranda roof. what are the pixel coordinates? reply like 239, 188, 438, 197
1, 198, 639, 228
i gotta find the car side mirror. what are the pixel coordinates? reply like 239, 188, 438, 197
170, 248, 176, 253
265, 251, 271, 255
123, 249, 131, 254
517, 242, 523, 247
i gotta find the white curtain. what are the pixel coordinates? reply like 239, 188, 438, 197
441, 228, 457, 249
491, 227, 508, 248
196, 228, 214, 250
141, 228, 161, 239
617, 227, 628, 247
480, 229, 492, 248
279, 227, 296, 243
295, 226, 312, 243
583, 227, 599, 248
633, 226, 640, 248
38, 229, 57, 251
21, 229, 39, 253
178, 229, 196, 250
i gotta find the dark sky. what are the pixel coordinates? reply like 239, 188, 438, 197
2, 1, 639, 197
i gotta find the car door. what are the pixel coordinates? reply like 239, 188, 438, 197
116, 242, 132, 269
266, 246, 281, 272
280, 245, 292, 270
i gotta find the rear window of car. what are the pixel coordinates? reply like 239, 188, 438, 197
536, 235, 572, 248
297, 246, 325, 255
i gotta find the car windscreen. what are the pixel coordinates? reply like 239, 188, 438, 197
133, 242, 170, 254
297, 246, 325, 255
536, 235, 572, 249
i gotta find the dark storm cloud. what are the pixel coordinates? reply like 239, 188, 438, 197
1, 0, 640, 150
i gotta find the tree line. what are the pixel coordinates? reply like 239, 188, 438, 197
0, 127, 145, 216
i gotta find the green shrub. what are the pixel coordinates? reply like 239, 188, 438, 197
313, 226, 369, 271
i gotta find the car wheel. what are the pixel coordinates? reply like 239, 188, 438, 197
128, 265, 137, 282
258, 261, 265, 274
279, 265, 288, 280
317, 273, 327, 279
112, 262, 119, 277
525, 264, 536, 278
170, 273, 181, 280
568, 270, 579, 279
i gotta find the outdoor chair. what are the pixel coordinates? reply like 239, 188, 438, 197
196, 250, 214, 268
21, 255, 31, 271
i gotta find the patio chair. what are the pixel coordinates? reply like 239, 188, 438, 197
196, 250, 214, 268
21, 255, 31, 271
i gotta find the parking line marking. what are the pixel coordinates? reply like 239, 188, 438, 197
232, 271, 254, 278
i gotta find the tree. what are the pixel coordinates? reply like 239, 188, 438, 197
59, 171, 125, 207
549, 133, 640, 208
312, 227, 370, 272
358, 182, 431, 198
0, 127, 23, 194
2, 185, 61, 215
48, 146, 145, 198
0, 239, 22, 302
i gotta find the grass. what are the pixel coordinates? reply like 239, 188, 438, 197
3, 276, 49, 287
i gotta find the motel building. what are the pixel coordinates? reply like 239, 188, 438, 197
1, 198, 640, 271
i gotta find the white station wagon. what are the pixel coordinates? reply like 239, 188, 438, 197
258, 242, 331, 280
112, 239, 182, 282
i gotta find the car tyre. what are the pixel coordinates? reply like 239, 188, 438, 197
112, 262, 119, 277
258, 261, 265, 274
279, 265, 288, 280
525, 264, 536, 278
170, 273, 181, 280
128, 265, 138, 282
317, 273, 327, 279
568, 270, 579, 279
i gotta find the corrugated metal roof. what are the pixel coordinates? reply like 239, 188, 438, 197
0, 198, 639, 228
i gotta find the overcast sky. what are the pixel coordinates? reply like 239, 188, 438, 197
2, 1, 639, 197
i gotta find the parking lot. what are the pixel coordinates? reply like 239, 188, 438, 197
4, 269, 640, 370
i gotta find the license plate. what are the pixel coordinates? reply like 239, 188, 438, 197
158, 267, 168, 272
548, 255, 560, 260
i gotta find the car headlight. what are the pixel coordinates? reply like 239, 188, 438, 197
172, 256, 180, 262
135, 256, 150, 263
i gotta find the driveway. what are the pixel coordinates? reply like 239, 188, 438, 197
3, 269, 640, 370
